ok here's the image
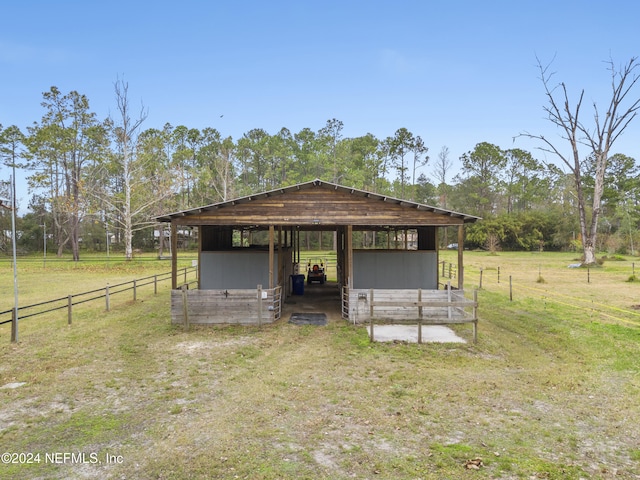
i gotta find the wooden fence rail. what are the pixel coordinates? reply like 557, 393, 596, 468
171, 285, 283, 326
0, 267, 198, 334
343, 284, 478, 343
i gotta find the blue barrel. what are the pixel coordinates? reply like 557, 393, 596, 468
291, 274, 305, 295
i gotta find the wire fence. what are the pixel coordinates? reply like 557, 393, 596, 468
6, 259, 638, 341
0, 266, 198, 336
440, 261, 640, 328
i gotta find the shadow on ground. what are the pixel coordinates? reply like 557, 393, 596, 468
282, 281, 342, 321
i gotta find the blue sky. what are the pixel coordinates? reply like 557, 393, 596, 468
1, 0, 640, 209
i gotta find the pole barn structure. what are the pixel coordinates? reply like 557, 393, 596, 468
155, 179, 480, 333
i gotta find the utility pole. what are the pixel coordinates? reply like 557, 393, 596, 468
10, 172, 18, 343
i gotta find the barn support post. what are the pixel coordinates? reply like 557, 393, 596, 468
197, 225, 202, 289
457, 225, 464, 290
336, 226, 345, 286
278, 226, 284, 289
346, 225, 353, 287
298, 227, 302, 268
268, 226, 275, 289
171, 221, 178, 290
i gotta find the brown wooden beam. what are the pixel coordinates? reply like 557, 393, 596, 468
278, 225, 283, 288
346, 224, 353, 287
171, 221, 178, 289
197, 225, 202, 289
269, 225, 275, 289
457, 225, 464, 290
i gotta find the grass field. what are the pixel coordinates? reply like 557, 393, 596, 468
1, 251, 639, 479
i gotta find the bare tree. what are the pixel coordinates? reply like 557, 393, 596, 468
521, 57, 640, 265
432, 145, 452, 208
432, 145, 452, 247
91, 79, 173, 260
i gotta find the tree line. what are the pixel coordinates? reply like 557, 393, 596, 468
1, 60, 640, 261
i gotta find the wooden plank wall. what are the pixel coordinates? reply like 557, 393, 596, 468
171, 286, 282, 325
171, 188, 465, 227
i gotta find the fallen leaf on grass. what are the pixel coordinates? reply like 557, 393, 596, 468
464, 457, 484, 469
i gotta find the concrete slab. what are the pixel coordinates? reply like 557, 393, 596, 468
371, 325, 466, 343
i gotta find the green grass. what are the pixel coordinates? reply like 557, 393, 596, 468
0, 252, 196, 318
1, 251, 640, 478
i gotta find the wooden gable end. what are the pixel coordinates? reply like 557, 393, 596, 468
172, 187, 464, 227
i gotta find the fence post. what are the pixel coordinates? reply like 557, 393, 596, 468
184, 267, 187, 284
369, 289, 374, 319
479, 268, 483, 289
473, 289, 478, 344
181, 284, 189, 329
369, 289, 374, 342
441, 260, 445, 278
2, 267, 192, 335
418, 288, 423, 344
369, 315, 374, 343
11, 309, 17, 343
447, 281, 452, 320
509, 276, 513, 301
257, 284, 263, 327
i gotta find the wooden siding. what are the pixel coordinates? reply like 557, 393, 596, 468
171, 188, 465, 227
171, 286, 282, 325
